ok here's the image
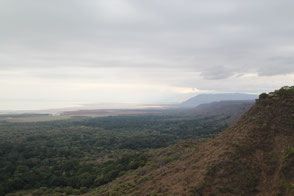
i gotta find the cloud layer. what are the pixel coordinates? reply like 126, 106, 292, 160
0, 0, 294, 109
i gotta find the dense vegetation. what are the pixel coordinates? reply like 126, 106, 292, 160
276, 86, 294, 96
260, 86, 294, 99
0, 113, 229, 195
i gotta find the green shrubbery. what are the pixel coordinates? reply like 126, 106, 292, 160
259, 93, 268, 99
276, 86, 294, 97
285, 146, 294, 159
259, 86, 294, 100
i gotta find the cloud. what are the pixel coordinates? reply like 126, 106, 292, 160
200, 65, 235, 80
257, 56, 294, 76
0, 0, 294, 109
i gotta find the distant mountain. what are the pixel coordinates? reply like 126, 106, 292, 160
191, 100, 255, 124
180, 93, 258, 108
90, 87, 294, 195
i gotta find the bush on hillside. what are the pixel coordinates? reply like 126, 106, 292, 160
276, 86, 294, 97
259, 93, 268, 99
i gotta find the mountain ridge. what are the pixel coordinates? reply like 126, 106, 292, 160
180, 93, 258, 108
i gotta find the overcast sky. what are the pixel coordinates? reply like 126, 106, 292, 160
1, 0, 294, 110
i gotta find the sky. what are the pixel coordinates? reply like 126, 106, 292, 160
1, 0, 294, 110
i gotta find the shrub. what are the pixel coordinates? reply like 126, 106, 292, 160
285, 146, 294, 159
276, 87, 294, 97
259, 93, 268, 99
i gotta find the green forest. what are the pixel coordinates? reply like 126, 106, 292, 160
0, 113, 229, 195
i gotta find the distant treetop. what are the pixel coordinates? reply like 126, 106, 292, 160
259, 86, 294, 99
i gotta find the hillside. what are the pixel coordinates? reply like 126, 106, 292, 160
89, 87, 294, 196
180, 93, 257, 108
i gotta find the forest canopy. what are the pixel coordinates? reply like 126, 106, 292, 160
0, 114, 229, 195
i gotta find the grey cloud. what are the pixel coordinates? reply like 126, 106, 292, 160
257, 56, 294, 76
200, 66, 235, 80
0, 0, 294, 92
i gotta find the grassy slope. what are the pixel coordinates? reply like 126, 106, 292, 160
88, 96, 294, 196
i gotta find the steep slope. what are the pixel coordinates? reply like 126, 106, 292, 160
180, 93, 257, 108
89, 89, 294, 196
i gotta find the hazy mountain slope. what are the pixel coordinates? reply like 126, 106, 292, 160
181, 93, 258, 108
191, 100, 255, 124
89, 89, 294, 196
